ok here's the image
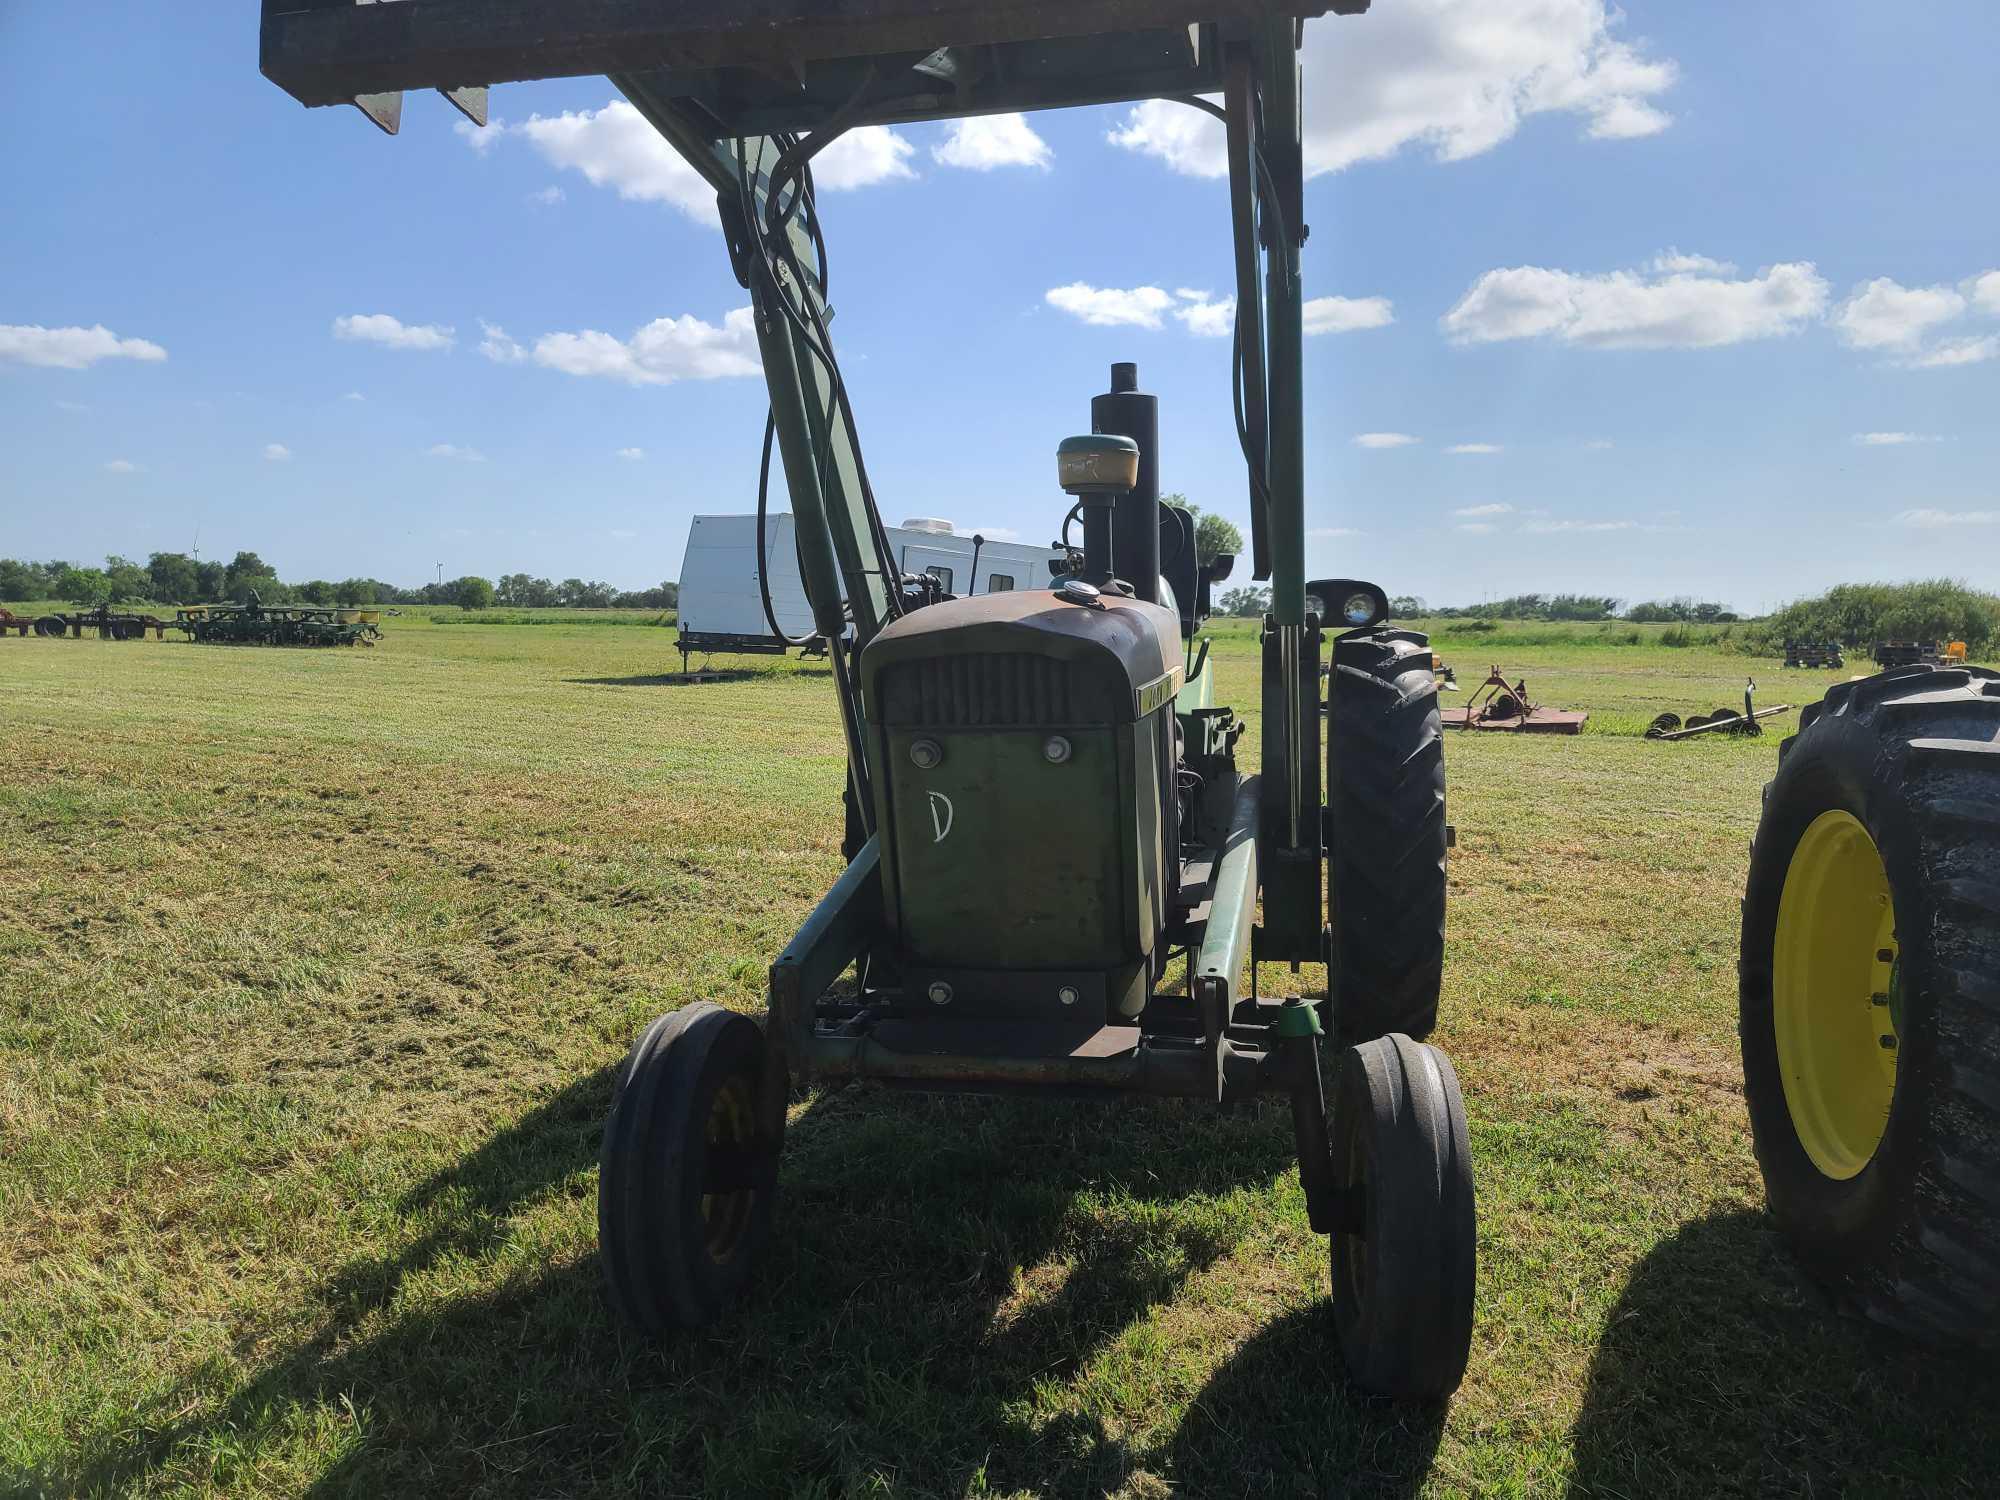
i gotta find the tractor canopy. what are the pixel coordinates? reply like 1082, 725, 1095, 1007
261, 0, 1359, 133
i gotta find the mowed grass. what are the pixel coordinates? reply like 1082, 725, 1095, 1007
4, 616, 1999, 1498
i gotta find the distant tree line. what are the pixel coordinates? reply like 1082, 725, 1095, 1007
491, 574, 675, 610
1201, 588, 1744, 625
0, 554, 677, 612
1419, 592, 1739, 623
1754, 579, 2000, 653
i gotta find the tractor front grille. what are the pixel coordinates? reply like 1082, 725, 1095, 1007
878, 653, 1113, 727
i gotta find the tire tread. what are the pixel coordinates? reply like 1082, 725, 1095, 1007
1745, 663, 2000, 1346
1329, 632, 1447, 1042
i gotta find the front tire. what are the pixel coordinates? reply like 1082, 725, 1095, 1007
598, 1002, 784, 1332
1741, 663, 2000, 1344
1328, 630, 1448, 1042
1329, 1032, 1476, 1398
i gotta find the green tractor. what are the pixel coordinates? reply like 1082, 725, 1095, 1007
261, 0, 1473, 1396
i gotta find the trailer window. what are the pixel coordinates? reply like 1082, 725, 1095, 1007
925, 565, 954, 593
986, 574, 1014, 593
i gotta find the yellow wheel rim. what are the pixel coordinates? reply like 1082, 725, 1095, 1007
700, 1075, 757, 1263
1773, 810, 1900, 1180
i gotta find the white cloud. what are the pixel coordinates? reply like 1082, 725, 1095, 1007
1834, 278, 1966, 351
479, 320, 527, 363
1822, 268, 2000, 366
1443, 257, 1827, 348
1104, 106, 1224, 178
533, 307, 760, 386
528, 185, 565, 206
1447, 443, 1503, 455
333, 313, 455, 351
1354, 432, 1419, 449
1455, 522, 1497, 534
1173, 291, 1236, 338
1303, 296, 1394, 335
456, 117, 503, 155
103, 459, 140, 474
616, 447, 645, 461
1585, 438, 1615, 450
1854, 432, 1940, 446
1589, 98, 1673, 140
1453, 502, 1513, 516
1652, 250, 1735, 275
1909, 335, 1998, 369
0, 323, 166, 370
608, 528, 640, 540
810, 127, 917, 190
341, 390, 366, 402
1308, 526, 1363, 538
497, 102, 718, 221
427, 443, 486, 462
1107, 0, 1676, 178
1523, 517, 1640, 533
1045, 283, 1174, 330
932, 114, 1050, 171
54, 399, 89, 412
263, 443, 292, 463
969, 525, 1022, 542
1895, 508, 2000, 528
1043, 284, 1254, 338
489, 102, 916, 213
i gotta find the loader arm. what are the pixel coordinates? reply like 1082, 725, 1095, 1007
258, 0, 1334, 947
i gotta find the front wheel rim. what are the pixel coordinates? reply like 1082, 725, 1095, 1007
699, 1074, 759, 1263
1773, 809, 1900, 1180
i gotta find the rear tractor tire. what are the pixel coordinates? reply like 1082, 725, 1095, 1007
1328, 629, 1448, 1042
1328, 1032, 1477, 1399
598, 1001, 784, 1333
1740, 662, 2000, 1345
34, 617, 65, 638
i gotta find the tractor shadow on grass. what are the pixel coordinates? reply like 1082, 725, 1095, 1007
1567, 1208, 2000, 1498
65, 1074, 1321, 1497
1168, 1303, 1446, 1498
565, 670, 761, 686
51, 1065, 621, 1498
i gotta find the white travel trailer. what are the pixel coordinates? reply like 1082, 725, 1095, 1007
674, 514, 1067, 666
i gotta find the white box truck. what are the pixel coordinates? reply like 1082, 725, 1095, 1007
674, 514, 1067, 666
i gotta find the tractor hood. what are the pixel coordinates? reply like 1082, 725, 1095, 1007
862, 591, 1182, 727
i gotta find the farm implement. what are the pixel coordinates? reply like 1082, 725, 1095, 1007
14, 606, 172, 641
265, 0, 1474, 1401
1872, 639, 1966, 669
175, 597, 383, 647
1783, 639, 1844, 669
1646, 678, 1794, 741
1439, 665, 1588, 734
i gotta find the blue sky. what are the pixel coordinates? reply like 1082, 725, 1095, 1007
3, 1, 1996, 612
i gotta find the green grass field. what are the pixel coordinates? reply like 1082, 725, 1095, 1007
5, 616, 1999, 1497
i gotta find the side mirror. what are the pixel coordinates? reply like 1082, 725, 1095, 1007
1202, 553, 1236, 584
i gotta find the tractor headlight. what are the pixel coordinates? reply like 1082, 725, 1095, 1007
1305, 577, 1388, 630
